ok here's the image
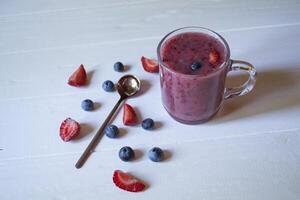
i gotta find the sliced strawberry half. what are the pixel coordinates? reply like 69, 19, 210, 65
141, 56, 159, 73
209, 49, 220, 65
123, 103, 138, 126
59, 118, 80, 142
68, 64, 87, 86
113, 170, 145, 192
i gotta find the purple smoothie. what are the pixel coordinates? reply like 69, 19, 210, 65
159, 32, 229, 123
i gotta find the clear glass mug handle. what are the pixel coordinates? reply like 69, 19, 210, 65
224, 60, 257, 99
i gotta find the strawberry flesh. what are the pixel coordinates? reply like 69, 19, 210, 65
141, 56, 159, 73
59, 118, 80, 141
113, 170, 145, 192
123, 103, 138, 126
209, 49, 220, 65
68, 64, 87, 86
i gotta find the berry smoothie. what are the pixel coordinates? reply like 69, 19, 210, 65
158, 32, 229, 123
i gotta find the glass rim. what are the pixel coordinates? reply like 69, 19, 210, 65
157, 26, 231, 77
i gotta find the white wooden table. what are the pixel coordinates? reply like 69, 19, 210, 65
1, 0, 300, 199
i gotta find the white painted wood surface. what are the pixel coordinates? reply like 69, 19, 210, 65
1, 0, 300, 199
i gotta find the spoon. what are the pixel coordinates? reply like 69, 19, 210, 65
75, 75, 141, 168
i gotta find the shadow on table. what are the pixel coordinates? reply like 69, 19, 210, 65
73, 123, 95, 141
135, 79, 152, 98
210, 66, 300, 124
86, 69, 96, 86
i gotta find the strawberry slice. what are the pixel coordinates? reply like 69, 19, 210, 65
113, 170, 145, 192
123, 103, 138, 126
209, 49, 220, 65
59, 118, 80, 142
141, 56, 159, 73
68, 64, 87, 86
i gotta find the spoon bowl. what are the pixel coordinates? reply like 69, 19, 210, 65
117, 75, 141, 98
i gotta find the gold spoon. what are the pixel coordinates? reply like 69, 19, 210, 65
75, 75, 141, 168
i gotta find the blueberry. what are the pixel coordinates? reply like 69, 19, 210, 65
148, 147, 164, 162
81, 99, 94, 111
114, 62, 125, 72
142, 118, 154, 130
105, 124, 119, 138
102, 80, 115, 92
191, 61, 202, 71
119, 146, 135, 161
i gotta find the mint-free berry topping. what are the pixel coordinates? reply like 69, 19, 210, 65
114, 62, 125, 72
68, 64, 87, 86
123, 103, 138, 126
59, 118, 80, 142
81, 99, 94, 111
141, 56, 159, 73
209, 49, 220, 65
113, 170, 145, 192
102, 80, 115, 92
142, 118, 154, 130
191, 61, 202, 71
119, 146, 135, 161
148, 147, 164, 162
105, 124, 119, 138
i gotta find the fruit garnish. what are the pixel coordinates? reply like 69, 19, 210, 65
81, 99, 94, 111
142, 118, 155, 130
113, 170, 145, 192
102, 80, 115, 92
123, 103, 138, 125
119, 146, 135, 161
190, 61, 202, 71
114, 62, 125, 72
141, 56, 159, 73
105, 124, 119, 138
209, 49, 220, 65
59, 118, 80, 141
68, 64, 87, 86
148, 147, 164, 162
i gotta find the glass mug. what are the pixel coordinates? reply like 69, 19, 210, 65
157, 27, 257, 124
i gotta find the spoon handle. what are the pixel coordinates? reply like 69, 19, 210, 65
75, 97, 124, 169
